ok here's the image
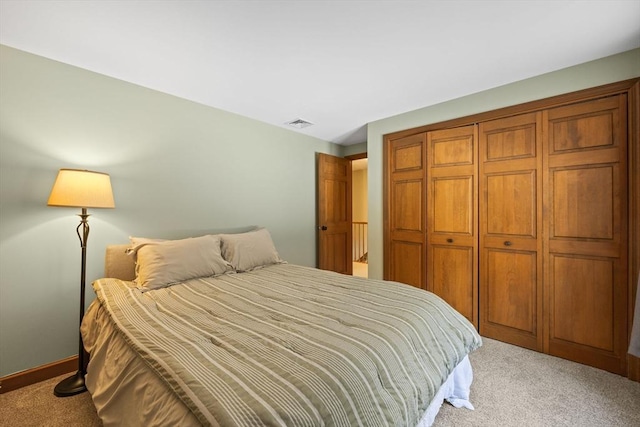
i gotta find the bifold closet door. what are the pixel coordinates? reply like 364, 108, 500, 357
426, 125, 478, 327
479, 112, 544, 351
544, 95, 628, 374
385, 133, 427, 289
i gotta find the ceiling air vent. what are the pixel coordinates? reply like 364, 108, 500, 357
286, 118, 314, 129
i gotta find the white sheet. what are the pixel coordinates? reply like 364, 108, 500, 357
416, 356, 474, 427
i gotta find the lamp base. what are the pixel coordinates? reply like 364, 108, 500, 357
53, 370, 87, 397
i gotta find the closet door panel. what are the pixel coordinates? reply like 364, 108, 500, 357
432, 176, 473, 234
544, 95, 627, 374
548, 96, 619, 153
393, 144, 424, 171
485, 126, 537, 160
391, 179, 424, 232
432, 134, 474, 165
550, 255, 615, 352
427, 126, 478, 326
389, 241, 423, 289
480, 112, 543, 351
485, 250, 538, 334
432, 246, 474, 320
385, 133, 427, 289
551, 166, 615, 240
485, 171, 537, 238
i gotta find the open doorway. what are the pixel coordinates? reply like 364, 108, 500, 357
351, 157, 368, 278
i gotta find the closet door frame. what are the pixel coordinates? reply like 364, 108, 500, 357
383, 78, 640, 381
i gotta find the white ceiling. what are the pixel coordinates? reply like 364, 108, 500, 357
1, 1, 639, 146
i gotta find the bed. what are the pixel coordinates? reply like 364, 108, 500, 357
81, 229, 482, 426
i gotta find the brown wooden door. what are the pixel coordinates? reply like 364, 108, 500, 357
479, 112, 544, 351
317, 153, 352, 275
544, 95, 628, 374
384, 133, 427, 289
426, 125, 478, 326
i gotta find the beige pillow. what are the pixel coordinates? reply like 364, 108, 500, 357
220, 228, 284, 272
129, 236, 166, 245
127, 236, 167, 258
134, 235, 231, 291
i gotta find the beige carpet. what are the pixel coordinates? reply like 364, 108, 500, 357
1, 338, 639, 426
0, 373, 100, 427
435, 338, 640, 426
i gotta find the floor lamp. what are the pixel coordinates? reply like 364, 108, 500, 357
47, 168, 115, 397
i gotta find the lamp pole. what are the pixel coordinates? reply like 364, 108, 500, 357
54, 208, 90, 397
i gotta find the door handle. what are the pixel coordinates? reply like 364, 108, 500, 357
318, 225, 328, 231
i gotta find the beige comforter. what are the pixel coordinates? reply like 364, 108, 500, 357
91, 264, 481, 426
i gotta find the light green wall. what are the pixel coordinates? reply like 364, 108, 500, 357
342, 141, 367, 157
0, 45, 341, 376
367, 48, 640, 280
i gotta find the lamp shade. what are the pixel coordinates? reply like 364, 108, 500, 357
47, 169, 115, 208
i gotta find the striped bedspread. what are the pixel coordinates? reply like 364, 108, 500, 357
92, 264, 481, 426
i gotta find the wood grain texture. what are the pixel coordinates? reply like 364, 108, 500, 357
0, 357, 77, 394
385, 133, 427, 288
544, 95, 628, 375
383, 79, 640, 381
432, 246, 474, 321
427, 125, 478, 326
627, 80, 640, 383
317, 153, 352, 275
480, 112, 544, 352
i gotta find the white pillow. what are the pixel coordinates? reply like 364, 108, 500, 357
219, 228, 284, 272
134, 234, 231, 291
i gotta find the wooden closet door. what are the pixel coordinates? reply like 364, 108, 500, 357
426, 125, 478, 326
479, 112, 544, 351
384, 133, 427, 289
544, 95, 628, 374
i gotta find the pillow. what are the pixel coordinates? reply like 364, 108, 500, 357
129, 236, 166, 246
126, 236, 167, 259
134, 234, 231, 291
219, 228, 284, 272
